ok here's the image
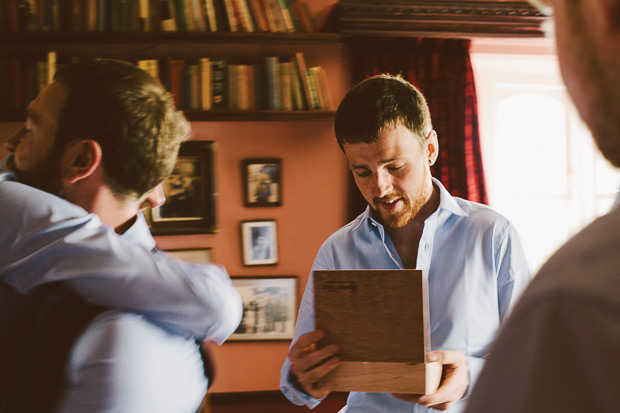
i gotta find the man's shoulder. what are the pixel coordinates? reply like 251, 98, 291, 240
450, 196, 513, 231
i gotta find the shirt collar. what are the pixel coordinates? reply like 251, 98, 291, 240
0, 155, 16, 182
351, 177, 468, 231
120, 212, 157, 250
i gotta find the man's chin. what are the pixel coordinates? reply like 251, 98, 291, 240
373, 207, 412, 229
10, 166, 63, 197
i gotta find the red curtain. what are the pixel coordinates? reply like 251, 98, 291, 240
345, 37, 488, 221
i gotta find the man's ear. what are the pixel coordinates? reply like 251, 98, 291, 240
61, 139, 103, 184
426, 130, 439, 166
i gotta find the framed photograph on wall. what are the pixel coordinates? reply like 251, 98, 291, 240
229, 276, 298, 341
240, 220, 278, 266
242, 158, 282, 207
146, 141, 217, 235
167, 248, 212, 263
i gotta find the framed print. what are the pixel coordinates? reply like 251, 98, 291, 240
229, 276, 298, 341
146, 141, 217, 235
242, 158, 282, 207
167, 248, 212, 263
240, 220, 278, 266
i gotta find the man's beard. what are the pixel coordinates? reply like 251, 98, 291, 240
371, 173, 433, 229
6, 150, 64, 197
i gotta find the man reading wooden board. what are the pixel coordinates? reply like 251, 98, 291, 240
314, 269, 441, 395
279, 74, 533, 412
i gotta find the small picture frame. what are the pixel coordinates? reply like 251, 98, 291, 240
242, 158, 282, 207
146, 141, 217, 235
240, 220, 278, 266
229, 276, 298, 341
167, 248, 212, 263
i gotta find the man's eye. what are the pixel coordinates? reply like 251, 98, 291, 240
355, 171, 371, 178
388, 165, 404, 171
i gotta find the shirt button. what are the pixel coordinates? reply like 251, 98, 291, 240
424, 243, 429, 251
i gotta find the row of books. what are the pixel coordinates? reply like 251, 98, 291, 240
140, 52, 334, 111
0, 0, 318, 33
0, 51, 334, 114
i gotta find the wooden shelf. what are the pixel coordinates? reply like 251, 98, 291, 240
0, 31, 342, 45
184, 110, 335, 122
338, 0, 548, 38
0, 110, 336, 123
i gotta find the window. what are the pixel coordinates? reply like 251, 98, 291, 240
471, 39, 620, 271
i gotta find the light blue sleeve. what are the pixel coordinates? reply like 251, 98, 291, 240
0, 180, 242, 341
60, 311, 208, 413
279, 251, 332, 408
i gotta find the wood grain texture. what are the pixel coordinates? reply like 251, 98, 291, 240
314, 269, 425, 363
326, 361, 442, 394
314, 270, 438, 394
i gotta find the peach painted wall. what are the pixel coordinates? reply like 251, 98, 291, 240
0, 0, 353, 393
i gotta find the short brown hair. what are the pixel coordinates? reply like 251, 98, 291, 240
334, 74, 432, 149
54, 59, 190, 200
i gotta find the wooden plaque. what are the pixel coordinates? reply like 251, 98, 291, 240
313, 269, 441, 394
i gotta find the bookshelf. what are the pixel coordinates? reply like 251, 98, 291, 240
0, 0, 341, 122
0, 31, 340, 122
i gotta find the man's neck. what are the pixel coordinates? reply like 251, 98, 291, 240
383, 186, 440, 269
67, 185, 139, 234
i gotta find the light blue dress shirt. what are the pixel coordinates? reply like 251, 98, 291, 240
60, 214, 209, 412
280, 178, 533, 412
0, 156, 241, 411
0, 159, 242, 343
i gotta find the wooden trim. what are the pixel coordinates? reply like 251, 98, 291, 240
338, 0, 549, 38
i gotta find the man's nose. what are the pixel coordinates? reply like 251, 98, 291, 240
5, 128, 25, 152
375, 170, 393, 197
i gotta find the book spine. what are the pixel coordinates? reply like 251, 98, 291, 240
237, 64, 250, 111
275, 0, 293, 32
294, 0, 313, 32
226, 64, 237, 110
222, 0, 238, 31
212, 0, 229, 32
46, 51, 56, 85
233, 0, 254, 32
288, 58, 304, 110
294, 52, 312, 110
305, 67, 320, 110
211, 59, 227, 110
279, 61, 292, 111
286, 0, 301, 31
247, 64, 256, 110
263, 56, 280, 110
248, 0, 267, 32
169, 59, 185, 109
36, 61, 47, 94
253, 64, 264, 109
189, 64, 200, 109
199, 57, 212, 110
204, 0, 217, 31
309, 67, 324, 110
160, 0, 177, 31
183, 0, 195, 30
316, 66, 334, 111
